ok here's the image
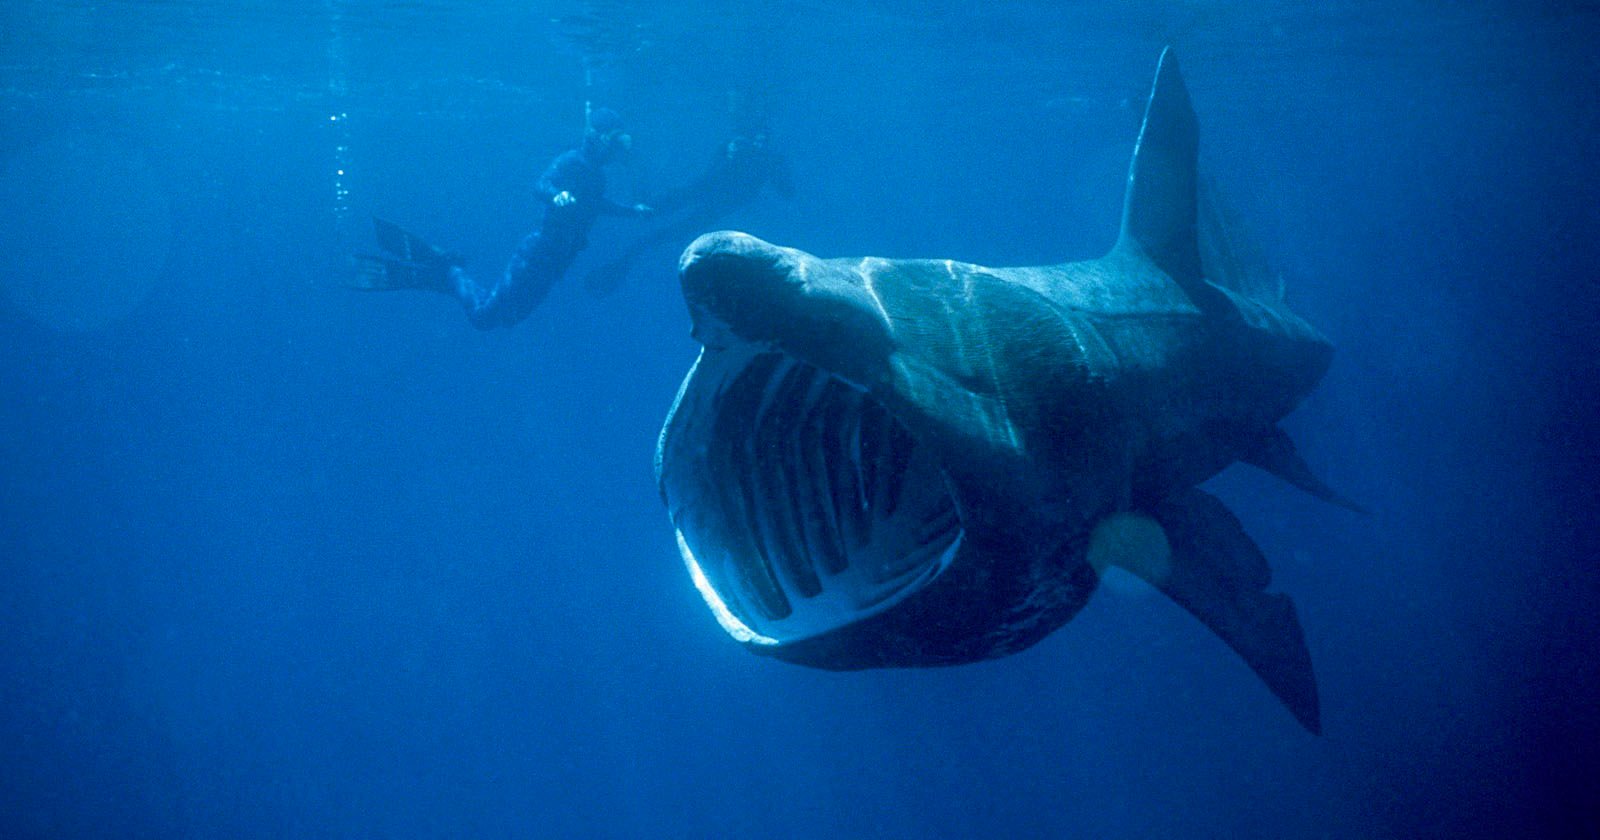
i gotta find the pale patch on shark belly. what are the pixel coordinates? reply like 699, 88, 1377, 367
1087, 512, 1173, 584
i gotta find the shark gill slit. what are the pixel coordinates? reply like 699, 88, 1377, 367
702, 351, 964, 634
722, 354, 791, 619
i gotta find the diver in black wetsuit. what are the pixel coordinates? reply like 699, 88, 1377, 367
355, 107, 652, 329
582, 123, 793, 297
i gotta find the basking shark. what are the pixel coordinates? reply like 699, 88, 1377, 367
655, 49, 1356, 734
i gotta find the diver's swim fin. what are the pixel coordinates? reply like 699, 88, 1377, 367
373, 217, 464, 266
349, 254, 454, 293
349, 218, 462, 294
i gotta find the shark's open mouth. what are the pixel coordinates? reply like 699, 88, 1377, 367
659, 346, 964, 645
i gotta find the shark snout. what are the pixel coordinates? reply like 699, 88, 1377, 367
679, 231, 802, 350
678, 232, 894, 381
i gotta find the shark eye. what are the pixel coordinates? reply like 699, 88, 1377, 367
662, 350, 962, 644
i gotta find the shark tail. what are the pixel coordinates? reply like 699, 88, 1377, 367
1198, 177, 1287, 305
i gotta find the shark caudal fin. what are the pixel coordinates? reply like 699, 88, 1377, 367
1116, 46, 1203, 290
1198, 177, 1287, 305
1090, 489, 1322, 734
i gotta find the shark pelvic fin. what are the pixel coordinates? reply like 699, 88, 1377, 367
1239, 426, 1368, 514
1107, 489, 1322, 734
1116, 46, 1203, 290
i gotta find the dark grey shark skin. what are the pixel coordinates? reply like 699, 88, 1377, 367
655, 49, 1356, 734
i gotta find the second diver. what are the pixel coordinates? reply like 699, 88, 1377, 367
355, 107, 652, 329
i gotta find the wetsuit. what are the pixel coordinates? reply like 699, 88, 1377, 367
584, 136, 793, 296
454, 139, 642, 328
654, 137, 794, 218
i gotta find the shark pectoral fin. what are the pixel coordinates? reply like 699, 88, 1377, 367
1239, 426, 1368, 514
1111, 488, 1321, 734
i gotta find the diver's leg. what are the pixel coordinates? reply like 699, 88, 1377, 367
449, 265, 493, 324
461, 228, 573, 329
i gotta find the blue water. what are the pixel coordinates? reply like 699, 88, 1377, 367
2, 2, 1596, 837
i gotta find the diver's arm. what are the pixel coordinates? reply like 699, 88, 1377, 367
596, 196, 653, 217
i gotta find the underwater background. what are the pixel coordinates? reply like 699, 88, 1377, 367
2, 1, 1597, 837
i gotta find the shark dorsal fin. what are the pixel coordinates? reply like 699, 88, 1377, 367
1116, 46, 1202, 289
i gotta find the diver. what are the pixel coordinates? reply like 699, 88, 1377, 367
354, 107, 652, 329
581, 119, 793, 297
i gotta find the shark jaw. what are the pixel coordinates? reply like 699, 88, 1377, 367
658, 341, 964, 646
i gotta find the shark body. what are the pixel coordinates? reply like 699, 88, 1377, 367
656, 49, 1355, 733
